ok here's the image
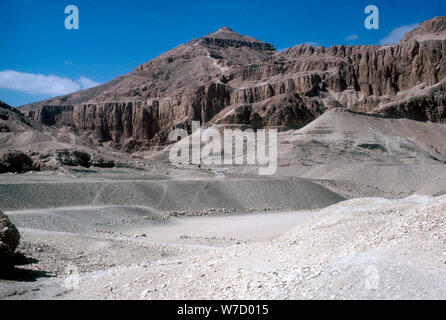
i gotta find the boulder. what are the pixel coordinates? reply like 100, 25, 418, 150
0, 150, 34, 173
55, 149, 92, 167
0, 210, 20, 269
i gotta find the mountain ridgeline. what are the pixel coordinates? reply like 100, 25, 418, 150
19, 17, 446, 152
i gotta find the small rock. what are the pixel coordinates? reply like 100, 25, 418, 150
141, 289, 150, 296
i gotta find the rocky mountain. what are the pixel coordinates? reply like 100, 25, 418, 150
18, 17, 446, 152
402, 16, 446, 41
0, 100, 36, 132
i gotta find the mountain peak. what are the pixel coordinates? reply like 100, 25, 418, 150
218, 26, 233, 32
200, 27, 275, 51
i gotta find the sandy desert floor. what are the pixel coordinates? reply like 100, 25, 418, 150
0, 168, 445, 300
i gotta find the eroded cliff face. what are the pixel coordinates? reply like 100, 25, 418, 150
19, 17, 446, 152
0, 100, 36, 132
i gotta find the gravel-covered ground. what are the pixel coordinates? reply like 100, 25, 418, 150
1, 190, 445, 299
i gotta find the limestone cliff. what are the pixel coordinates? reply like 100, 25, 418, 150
19, 17, 446, 151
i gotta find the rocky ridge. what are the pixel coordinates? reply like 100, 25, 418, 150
0, 100, 35, 132
18, 17, 446, 152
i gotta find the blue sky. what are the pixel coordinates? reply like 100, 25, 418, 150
0, 0, 445, 106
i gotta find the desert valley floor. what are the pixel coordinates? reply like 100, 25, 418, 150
1, 109, 445, 299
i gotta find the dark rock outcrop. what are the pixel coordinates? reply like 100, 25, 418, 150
0, 210, 20, 269
29, 149, 115, 171
55, 150, 92, 167
0, 151, 34, 173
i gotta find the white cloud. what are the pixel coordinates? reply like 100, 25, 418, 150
78, 76, 100, 89
345, 34, 358, 41
0, 70, 101, 96
379, 23, 419, 45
